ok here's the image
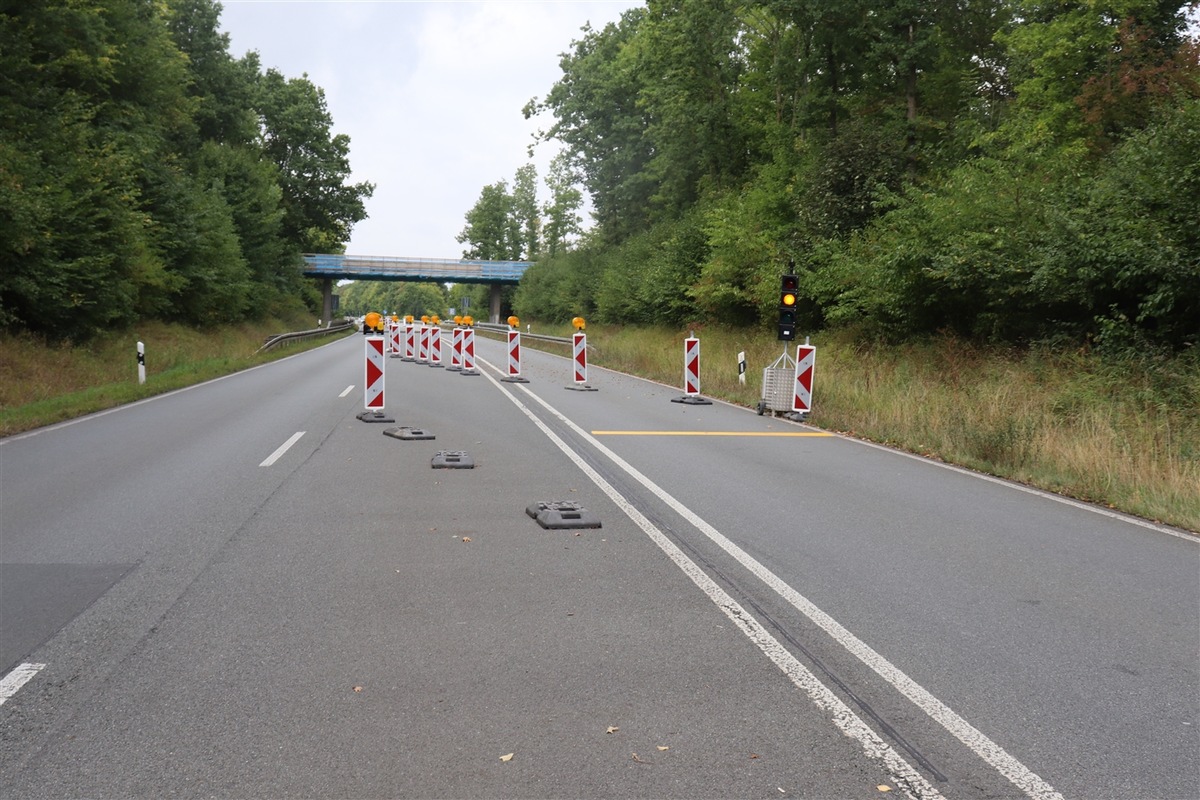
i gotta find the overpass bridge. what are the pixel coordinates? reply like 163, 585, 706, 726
302, 254, 533, 323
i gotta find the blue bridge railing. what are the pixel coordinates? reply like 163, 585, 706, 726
302, 254, 532, 284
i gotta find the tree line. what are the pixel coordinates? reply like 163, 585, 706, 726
500, 0, 1198, 349
1, 0, 373, 340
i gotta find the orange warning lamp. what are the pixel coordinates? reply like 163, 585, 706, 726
431, 315, 441, 325
364, 311, 382, 331
572, 317, 586, 331
420, 315, 430, 324
453, 315, 463, 325
405, 315, 414, 324
507, 315, 519, 328
463, 315, 475, 327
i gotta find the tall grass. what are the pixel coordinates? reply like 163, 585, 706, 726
540, 324, 1197, 532
0, 315, 344, 435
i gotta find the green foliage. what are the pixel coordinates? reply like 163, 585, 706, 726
338, 280, 450, 320
512, 0, 1199, 349
0, 0, 373, 341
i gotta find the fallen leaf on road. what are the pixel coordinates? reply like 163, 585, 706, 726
500, 753, 514, 762
657, 746, 669, 751
352, 686, 363, 693
606, 726, 618, 734
462, 536, 472, 543
877, 786, 892, 793
750, 753, 760, 759
631, 753, 645, 763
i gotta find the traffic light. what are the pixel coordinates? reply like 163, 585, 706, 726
777, 273, 799, 341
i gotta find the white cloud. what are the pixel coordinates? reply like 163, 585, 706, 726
219, 0, 640, 258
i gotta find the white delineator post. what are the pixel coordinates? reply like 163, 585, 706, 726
364, 336, 385, 410
793, 343, 816, 415
137, 341, 146, 385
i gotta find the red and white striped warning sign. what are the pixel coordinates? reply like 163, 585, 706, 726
461, 327, 477, 374
573, 332, 588, 384
404, 322, 415, 360
683, 337, 701, 396
507, 330, 522, 377
793, 344, 815, 413
388, 319, 401, 356
429, 325, 442, 366
449, 326, 463, 370
364, 336, 385, 409
418, 323, 429, 363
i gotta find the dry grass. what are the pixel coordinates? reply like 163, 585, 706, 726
0, 315, 345, 435
555, 324, 1198, 533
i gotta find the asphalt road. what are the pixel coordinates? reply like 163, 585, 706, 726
1, 331, 1195, 799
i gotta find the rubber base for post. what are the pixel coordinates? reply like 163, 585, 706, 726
502, 376, 530, 383
671, 395, 713, 405
525, 501, 602, 530
432, 450, 474, 469
460, 369, 480, 376
784, 411, 809, 422
383, 426, 436, 441
357, 410, 396, 423
565, 384, 598, 392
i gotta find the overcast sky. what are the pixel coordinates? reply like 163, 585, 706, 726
218, 0, 642, 259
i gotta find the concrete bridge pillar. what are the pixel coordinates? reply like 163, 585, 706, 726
321, 278, 334, 326
489, 283, 502, 324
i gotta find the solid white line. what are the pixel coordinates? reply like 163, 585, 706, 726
259, 431, 305, 467
477, 355, 1064, 800
0, 663, 46, 706
339, 385, 354, 398
477, 364, 942, 800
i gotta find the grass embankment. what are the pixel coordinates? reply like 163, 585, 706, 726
511, 323, 1199, 533
0, 315, 352, 436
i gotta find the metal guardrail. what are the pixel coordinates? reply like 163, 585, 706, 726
257, 322, 357, 354
473, 322, 573, 345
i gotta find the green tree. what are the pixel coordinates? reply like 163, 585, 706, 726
256, 68, 374, 253
457, 181, 518, 260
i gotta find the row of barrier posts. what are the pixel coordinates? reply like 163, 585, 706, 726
358, 310, 814, 419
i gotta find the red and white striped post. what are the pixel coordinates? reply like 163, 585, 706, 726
574, 333, 588, 382
447, 319, 463, 371
672, 333, 712, 405
792, 342, 816, 416
357, 335, 393, 422
417, 318, 430, 364
565, 317, 597, 391
428, 317, 443, 367
403, 318, 416, 361
388, 318, 401, 357
502, 315, 529, 383
460, 318, 479, 376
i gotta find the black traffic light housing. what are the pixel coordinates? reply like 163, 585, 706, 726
777, 273, 799, 341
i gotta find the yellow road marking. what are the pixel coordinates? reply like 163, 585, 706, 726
590, 431, 834, 437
